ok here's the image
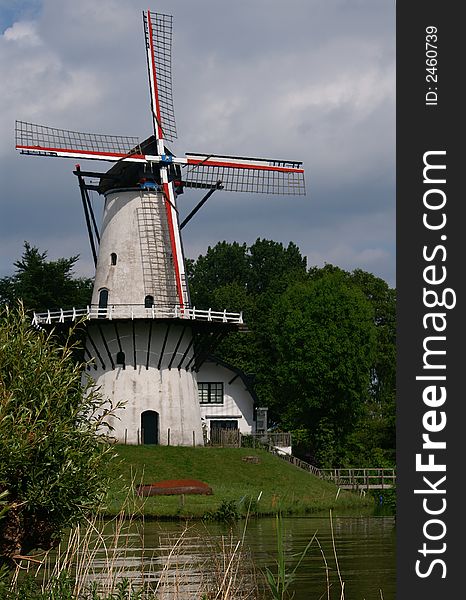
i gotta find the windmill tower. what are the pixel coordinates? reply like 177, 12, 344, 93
15, 10, 306, 446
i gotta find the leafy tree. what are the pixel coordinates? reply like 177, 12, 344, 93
188, 240, 396, 468
0, 304, 115, 566
266, 271, 376, 466
187, 238, 308, 375
186, 241, 249, 308
188, 239, 396, 466
247, 239, 307, 297
343, 269, 396, 465
187, 238, 307, 310
0, 242, 93, 313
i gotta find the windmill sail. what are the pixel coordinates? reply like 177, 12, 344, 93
15, 121, 142, 162
183, 153, 306, 195
143, 10, 177, 144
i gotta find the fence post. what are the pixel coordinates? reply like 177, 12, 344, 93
168, 428, 170, 446
193, 431, 196, 447
124, 429, 127, 445
137, 428, 140, 445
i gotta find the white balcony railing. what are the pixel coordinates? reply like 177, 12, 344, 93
32, 304, 243, 326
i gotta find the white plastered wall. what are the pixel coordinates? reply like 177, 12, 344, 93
196, 360, 255, 438
85, 321, 203, 446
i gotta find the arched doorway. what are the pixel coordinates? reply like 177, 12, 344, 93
141, 410, 159, 444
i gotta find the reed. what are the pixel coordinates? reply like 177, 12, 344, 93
6, 491, 261, 599
5, 504, 388, 599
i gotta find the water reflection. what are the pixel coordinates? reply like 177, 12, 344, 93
54, 516, 395, 599
90, 516, 395, 599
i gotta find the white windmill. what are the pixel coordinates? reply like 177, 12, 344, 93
16, 10, 305, 446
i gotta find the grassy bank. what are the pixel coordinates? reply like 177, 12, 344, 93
104, 445, 373, 518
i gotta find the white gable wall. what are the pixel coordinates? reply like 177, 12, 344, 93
197, 361, 255, 437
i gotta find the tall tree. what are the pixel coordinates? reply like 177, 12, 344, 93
343, 269, 396, 465
187, 238, 308, 377
266, 271, 376, 466
186, 241, 249, 308
188, 240, 396, 467
0, 242, 93, 313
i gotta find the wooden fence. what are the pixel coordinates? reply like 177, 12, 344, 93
319, 468, 396, 490
209, 428, 242, 447
243, 432, 292, 449
208, 430, 292, 449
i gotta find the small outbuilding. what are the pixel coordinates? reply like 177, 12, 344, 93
196, 356, 258, 443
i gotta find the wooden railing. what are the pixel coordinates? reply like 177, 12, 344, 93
271, 451, 322, 477
207, 432, 396, 490
244, 432, 292, 448
319, 468, 396, 490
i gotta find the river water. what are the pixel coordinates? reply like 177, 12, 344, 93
86, 515, 395, 599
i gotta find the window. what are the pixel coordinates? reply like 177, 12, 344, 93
145, 295, 154, 308
116, 351, 125, 367
198, 382, 224, 404
111, 253, 117, 265
98, 288, 109, 309
210, 420, 238, 430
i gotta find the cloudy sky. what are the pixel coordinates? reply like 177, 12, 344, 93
0, 0, 395, 286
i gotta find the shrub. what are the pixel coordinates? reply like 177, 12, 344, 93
0, 304, 115, 565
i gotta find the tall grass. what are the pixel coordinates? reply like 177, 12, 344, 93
5, 497, 260, 599
4, 505, 387, 599
264, 514, 316, 600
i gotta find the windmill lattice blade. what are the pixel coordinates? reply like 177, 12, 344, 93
15, 121, 142, 159
143, 11, 177, 142
184, 153, 306, 195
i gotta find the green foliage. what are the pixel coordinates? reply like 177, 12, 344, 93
267, 271, 376, 465
0, 242, 93, 312
187, 239, 396, 468
0, 304, 115, 563
0, 573, 145, 599
188, 238, 307, 314
203, 499, 240, 522
340, 270, 396, 467
188, 237, 308, 389
372, 487, 397, 514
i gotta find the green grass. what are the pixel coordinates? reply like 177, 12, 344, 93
104, 445, 373, 519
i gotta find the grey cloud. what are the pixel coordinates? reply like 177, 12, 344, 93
0, 0, 395, 287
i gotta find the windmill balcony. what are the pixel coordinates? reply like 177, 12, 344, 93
32, 304, 244, 326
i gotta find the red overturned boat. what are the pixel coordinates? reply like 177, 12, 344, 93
136, 479, 213, 497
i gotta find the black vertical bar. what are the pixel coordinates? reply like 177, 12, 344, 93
146, 320, 153, 370
113, 321, 123, 354
185, 330, 208, 370
85, 328, 105, 370
177, 335, 194, 371
76, 167, 98, 267
168, 326, 186, 370
97, 323, 115, 370
397, 2, 462, 596
85, 191, 100, 245
132, 320, 137, 369
158, 323, 171, 370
